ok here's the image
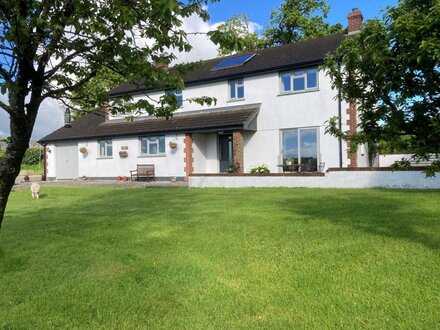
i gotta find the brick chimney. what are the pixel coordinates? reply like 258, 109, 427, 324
155, 58, 169, 71
347, 8, 363, 34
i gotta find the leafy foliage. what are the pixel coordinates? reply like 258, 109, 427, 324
22, 147, 43, 166
325, 0, 440, 176
215, 14, 264, 55
215, 1, 343, 55
264, 0, 344, 46
0, 0, 244, 227
250, 164, 270, 174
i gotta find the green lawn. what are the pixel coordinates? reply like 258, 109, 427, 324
1, 187, 439, 329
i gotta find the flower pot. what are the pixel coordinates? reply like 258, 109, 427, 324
117, 176, 122, 182
122, 176, 127, 182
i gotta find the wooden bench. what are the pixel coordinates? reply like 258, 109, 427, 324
130, 164, 155, 182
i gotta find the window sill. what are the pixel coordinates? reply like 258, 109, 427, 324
97, 157, 113, 159
227, 98, 245, 103
278, 88, 319, 96
138, 154, 166, 158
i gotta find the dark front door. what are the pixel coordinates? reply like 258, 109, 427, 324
219, 134, 233, 172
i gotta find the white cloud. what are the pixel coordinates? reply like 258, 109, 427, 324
171, 14, 221, 64
0, 95, 63, 141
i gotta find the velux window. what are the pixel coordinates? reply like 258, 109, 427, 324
98, 139, 113, 157
166, 89, 183, 107
140, 136, 165, 156
229, 78, 244, 100
280, 67, 318, 93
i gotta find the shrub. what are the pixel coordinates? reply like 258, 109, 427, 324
22, 147, 43, 165
249, 164, 270, 175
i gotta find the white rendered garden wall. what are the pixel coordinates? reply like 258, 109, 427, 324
189, 171, 440, 189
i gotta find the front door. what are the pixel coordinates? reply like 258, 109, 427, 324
219, 134, 233, 172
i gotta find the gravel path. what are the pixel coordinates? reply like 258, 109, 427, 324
12, 175, 188, 191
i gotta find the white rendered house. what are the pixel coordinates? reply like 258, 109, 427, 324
40, 9, 369, 181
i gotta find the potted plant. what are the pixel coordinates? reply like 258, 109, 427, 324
119, 150, 128, 158
286, 158, 295, 165
79, 146, 87, 154
169, 141, 178, 149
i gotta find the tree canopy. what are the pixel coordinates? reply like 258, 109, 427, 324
216, 0, 343, 55
215, 14, 263, 55
0, 0, 241, 227
264, 0, 343, 46
325, 0, 440, 176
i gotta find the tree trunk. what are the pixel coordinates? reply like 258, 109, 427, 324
0, 98, 39, 229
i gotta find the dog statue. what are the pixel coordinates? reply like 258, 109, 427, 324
30, 182, 40, 199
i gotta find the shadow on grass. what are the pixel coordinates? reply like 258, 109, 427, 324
5, 187, 440, 252
278, 190, 440, 251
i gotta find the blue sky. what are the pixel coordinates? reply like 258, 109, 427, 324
208, 0, 398, 28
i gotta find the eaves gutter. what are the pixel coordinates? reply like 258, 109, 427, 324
38, 124, 248, 144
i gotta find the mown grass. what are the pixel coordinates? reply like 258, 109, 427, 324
1, 187, 439, 329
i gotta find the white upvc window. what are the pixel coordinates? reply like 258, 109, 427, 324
280, 67, 318, 93
166, 89, 183, 107
281, 127, 319, 171
98, 139, 113, 157
140, 136, 166, 156
229, 78, 244, 100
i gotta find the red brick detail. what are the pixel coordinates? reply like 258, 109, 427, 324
183, 134, 194, 181
347, 8, 363, 33
347, 101, 358, 168
232, 131, 244, 173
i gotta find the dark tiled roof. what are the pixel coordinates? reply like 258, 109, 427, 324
109, 33, 345, 96
39, 105, 260, 143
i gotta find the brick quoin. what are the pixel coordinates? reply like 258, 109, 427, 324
183, 133, 194, 181
346, 101, 358, 168
232, 131, 244, 173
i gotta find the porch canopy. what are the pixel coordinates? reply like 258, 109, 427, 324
39, 103, 260, 144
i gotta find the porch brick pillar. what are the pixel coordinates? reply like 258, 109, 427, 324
184, 133, 194, 180
346, 100, 358, 168
232, 131, 244, 173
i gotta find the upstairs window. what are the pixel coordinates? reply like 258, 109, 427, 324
140, 136, 165, 156
166, 89, 183, 107
229, 79, 244, 100
280, 68, 318, 93
98, 139, 113, 157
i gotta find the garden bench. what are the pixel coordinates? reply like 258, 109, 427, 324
130, 164, 155, 182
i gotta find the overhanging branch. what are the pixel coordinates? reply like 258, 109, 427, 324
0, 100, 10, 113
